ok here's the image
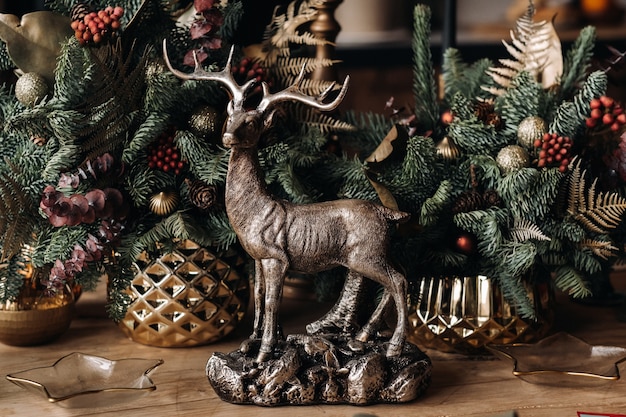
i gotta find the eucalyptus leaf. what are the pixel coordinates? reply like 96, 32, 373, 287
0, 11, 73, 86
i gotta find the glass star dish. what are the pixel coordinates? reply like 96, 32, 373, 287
487, 332, 626, 387
6, 352, 164, 408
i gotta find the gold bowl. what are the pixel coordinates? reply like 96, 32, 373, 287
6, 352, 163, 408
487, 332, 626, 387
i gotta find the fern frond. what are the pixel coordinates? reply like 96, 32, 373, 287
509, 218, 550, 242
580, 238, 618, 260
566, 161, 626, 234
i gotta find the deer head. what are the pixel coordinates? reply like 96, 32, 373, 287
163, 41, 349, 149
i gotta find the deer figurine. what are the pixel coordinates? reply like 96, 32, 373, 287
164, 42, 410, 362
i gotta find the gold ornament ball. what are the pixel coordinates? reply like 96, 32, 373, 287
189, 105, 222, 141
517, 116, 546, 149
496, 145, 530, 175
15, 73, 49, 107
149, 190, 179, 216
436, 136, 461, 160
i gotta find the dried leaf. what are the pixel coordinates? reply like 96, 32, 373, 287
0, 11, 73, 85
365, 173, 400, 211
365, 125, 408, 165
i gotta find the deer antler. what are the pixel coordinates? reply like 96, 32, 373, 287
162, 40, 255, 108
257, 64, 350, 113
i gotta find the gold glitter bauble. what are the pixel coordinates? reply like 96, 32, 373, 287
435, 136, 461, 160
496, 145, 530, 175
517, 116, 546, 150
149, 191, 179, 216
15, 73, 49, 107
189, 105, 222, 141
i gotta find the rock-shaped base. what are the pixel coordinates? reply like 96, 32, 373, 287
206, 334, 431, 406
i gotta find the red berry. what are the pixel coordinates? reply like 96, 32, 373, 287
441, 110, 454, 125
590, 98, 602, 109
590, 108, 602, 119
611, 122, 620, 131
603, 113, 614, 125
617, 114, 626, 124
600, 95, 614, 108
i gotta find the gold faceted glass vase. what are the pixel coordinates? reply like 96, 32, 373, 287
0, 267, 75, 346
408, 275, 553, 354
119, 240, 250, 347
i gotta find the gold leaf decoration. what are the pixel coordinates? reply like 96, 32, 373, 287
0, 11, 73, 86
508, 218, 550, 243
567, 160, 626, 234
484, 3, 562, 95
580, 238, 618, 260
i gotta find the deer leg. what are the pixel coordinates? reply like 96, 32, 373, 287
257, 257, 288, 363
355, 289, 392, 343
386, 266, 408, 357
250, 259, 265, 339
306, 270, 369, 335
351, 262, 408, 357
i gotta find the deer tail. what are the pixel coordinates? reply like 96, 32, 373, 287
378, 205, 411, 223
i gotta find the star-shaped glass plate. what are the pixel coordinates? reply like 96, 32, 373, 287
6, 352, 164, 408
487, 332, 626, 387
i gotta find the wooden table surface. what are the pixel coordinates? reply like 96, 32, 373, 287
1, 273, 626, 417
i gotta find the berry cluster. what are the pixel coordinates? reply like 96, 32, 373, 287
534, 132, 573, 173
71, 6, 124, 46
586, 96, 626, 132
148, 131, 185, 175
233, 57, 269, 87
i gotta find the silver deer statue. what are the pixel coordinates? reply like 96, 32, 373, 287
164, 42, 410, 362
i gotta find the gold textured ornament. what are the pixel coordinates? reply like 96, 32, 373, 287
15, 72, 48, 107
496, 144, 530, 174
435, 136, 461, 160
517, 116, 546, 150
408, 275, 553, 353
189, 105, 222, 141
149, 190, 179, 216
119, 240, 249, 347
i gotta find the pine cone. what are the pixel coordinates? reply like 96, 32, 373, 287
451, 190, 484, 214
186, 179, 219, 210
70, 2, 92, 21
475, 101, 503, 129
482, 189, 503, 208
474, 101, 495, 121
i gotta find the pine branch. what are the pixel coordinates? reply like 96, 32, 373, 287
176, 130, 230, 186
560, 26, 596, 100
419, 180, 452, 227
553, 265, 591, 298
411, 5, 438, 131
